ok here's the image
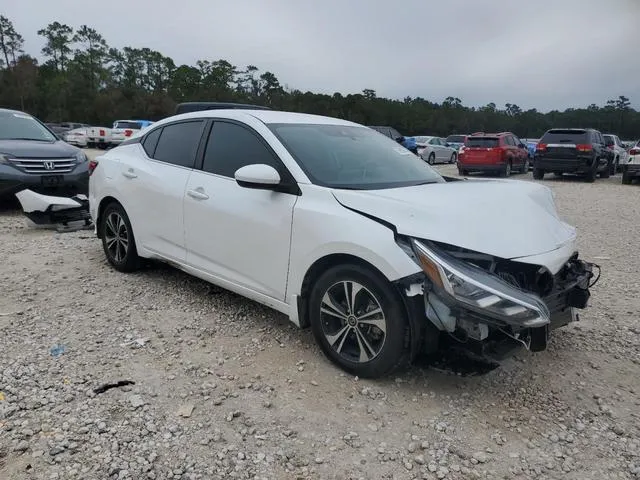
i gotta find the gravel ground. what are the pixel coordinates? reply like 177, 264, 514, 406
1, 152, 639, 480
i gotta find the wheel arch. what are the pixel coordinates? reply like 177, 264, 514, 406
96, 196, 122, 238
296, 252, 428, 362
297, 254, 388, 329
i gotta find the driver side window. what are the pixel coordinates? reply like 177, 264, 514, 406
202, 121, 286, 179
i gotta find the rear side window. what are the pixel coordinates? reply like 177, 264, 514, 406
504, 136, 515, 146
541, 130, 588, 144
446, 135, 465, 143
152, 121, 204, 168
466, 137, 499, 148
142, 128, 162, 157
202, 121, 282, 178
115, 121, 142, 129
389, 128, 402, 140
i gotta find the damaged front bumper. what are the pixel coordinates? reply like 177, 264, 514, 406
395, 238, 597, 362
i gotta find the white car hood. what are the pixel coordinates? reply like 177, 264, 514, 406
332, 179, 577, 262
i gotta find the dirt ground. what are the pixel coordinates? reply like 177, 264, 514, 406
1, 151, 639, 479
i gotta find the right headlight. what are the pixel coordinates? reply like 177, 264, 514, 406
411, 239, 550, 328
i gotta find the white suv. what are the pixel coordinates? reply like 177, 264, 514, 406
89, 109, 596, 378
604, 134, 629, 174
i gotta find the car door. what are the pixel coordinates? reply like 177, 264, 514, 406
512, 135, 526, 165
183, 120, 299, 301
505, 136, 520, 166
118, 120, 206, 263
426, 137, 438, 161
436, 138, 449, 162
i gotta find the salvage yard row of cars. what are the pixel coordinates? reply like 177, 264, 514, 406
48, 119, 155, 150
2, 102, 639, 378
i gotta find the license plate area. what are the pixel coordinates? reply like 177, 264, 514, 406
41, 175, 63, 187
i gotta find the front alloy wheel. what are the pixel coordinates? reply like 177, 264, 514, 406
320, 280, 386, 363
309, 264, 410, 378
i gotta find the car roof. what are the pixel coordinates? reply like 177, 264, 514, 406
149, 109, 362, 129
0, 107, 30, 115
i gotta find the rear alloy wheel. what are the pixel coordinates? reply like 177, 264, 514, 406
584, 162, 597, 183
428, 153, 436, 165
100, 202, 140, 272
533, 167, 545, 180
309, 264, 410, 378
500, 161, 511, 177
449, 153, 457, 164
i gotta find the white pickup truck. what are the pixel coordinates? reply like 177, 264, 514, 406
110, 120, 154, 147
86, 126, 112, 149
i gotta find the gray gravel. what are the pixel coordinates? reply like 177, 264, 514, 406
0, 157, 639, 479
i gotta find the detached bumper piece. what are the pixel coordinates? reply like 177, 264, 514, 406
15, 188, 93, 233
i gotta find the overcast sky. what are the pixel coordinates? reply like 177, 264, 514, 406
5, 0, 640, 112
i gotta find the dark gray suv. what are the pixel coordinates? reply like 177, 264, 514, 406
0, 109, 89, 198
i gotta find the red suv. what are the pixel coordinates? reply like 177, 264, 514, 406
457, 132, 530, 177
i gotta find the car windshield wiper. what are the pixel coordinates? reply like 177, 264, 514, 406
3, 137, 53, 142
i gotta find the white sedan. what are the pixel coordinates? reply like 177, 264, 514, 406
89, 110, 596, 378
414, 136, 458, 164
63, 128, 88, 147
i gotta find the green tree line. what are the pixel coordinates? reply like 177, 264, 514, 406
1, 15, 638, 139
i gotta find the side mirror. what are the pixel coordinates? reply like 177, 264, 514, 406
234, 164, 281, 190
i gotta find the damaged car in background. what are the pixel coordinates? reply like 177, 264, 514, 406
89, 109, 598, 378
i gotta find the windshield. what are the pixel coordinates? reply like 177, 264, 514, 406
268, 123, 444, 190
446, 135, 465, 143
0, 110, 57, 142
114, 121, 142, 129
466, 137, 499, 148
414, 136, 433, 143
541, 130, 588, 144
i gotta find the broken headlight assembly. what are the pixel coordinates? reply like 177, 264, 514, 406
410, 239, 550, 328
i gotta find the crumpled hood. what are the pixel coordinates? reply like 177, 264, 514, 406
332, 179, 577, 260
0, 140, 80, 158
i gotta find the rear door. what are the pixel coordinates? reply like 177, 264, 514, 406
539, 130, 587, 159
118, 120, 206, 262
463, 137, 500, 164
509, 135, 525, 166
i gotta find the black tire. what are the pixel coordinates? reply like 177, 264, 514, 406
449, 153, 457, 164
584, 163, 597, 183
99, 202, 140, 272
533, 168, 545, 180
500, 161, 512, 178
520, 158, 529, 173
553, 172, 563, 178
427, 153, 436, 165
308, 263, 410, 379
622, 172, 632, 185
600, 165, 610, 178
458, 168, 469, 176
610, 158, 617, 175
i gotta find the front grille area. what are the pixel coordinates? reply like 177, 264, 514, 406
10, 158, 76, 174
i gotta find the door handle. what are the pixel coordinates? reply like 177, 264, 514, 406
187, 189, 209, 200
122, 170, 137, 179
